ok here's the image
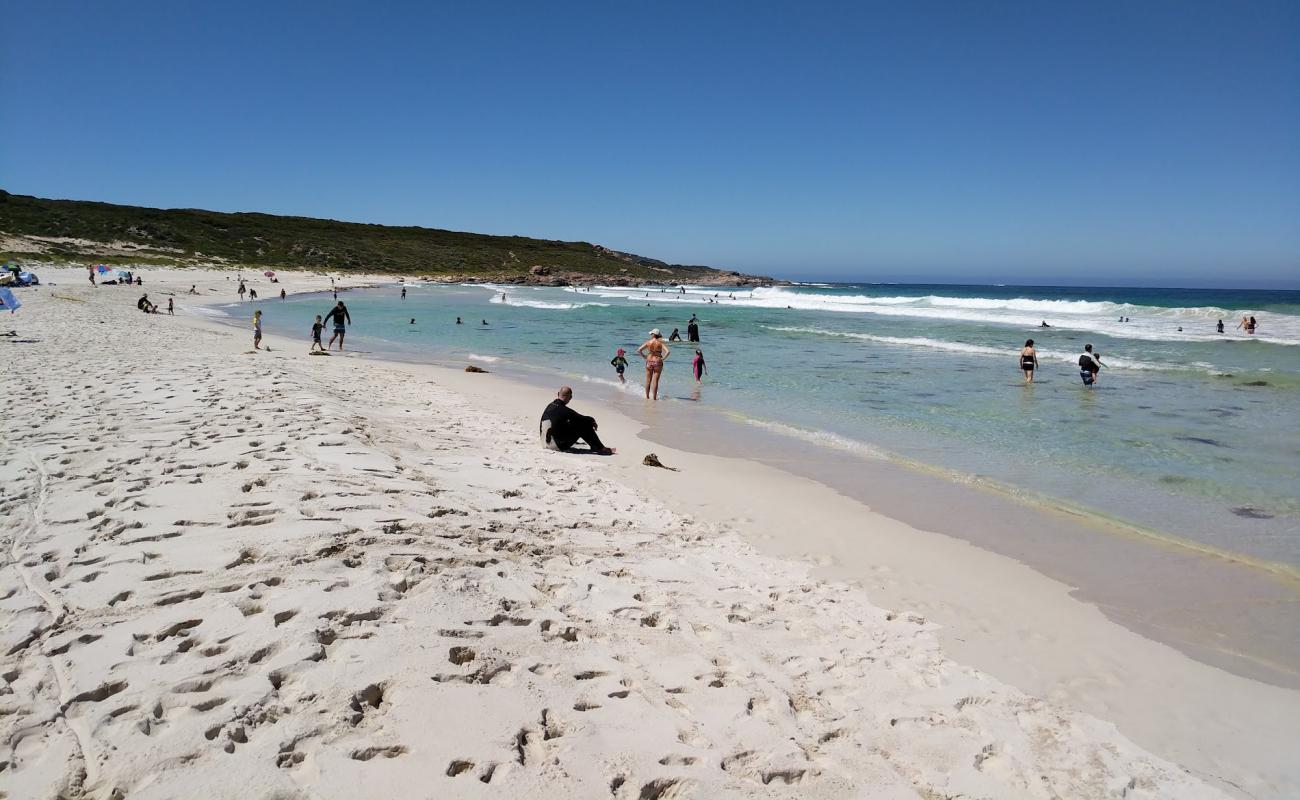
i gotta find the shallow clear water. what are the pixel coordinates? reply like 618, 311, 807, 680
228, 281, 1300, 568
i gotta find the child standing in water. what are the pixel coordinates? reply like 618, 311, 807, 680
610, 348, 628, 383
310, 315, 325, 352
167, 297, 174, 316
692, 349, 707, 383
252, 310, 264, 350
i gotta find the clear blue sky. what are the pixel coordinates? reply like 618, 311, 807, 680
3, 1, 1297, 287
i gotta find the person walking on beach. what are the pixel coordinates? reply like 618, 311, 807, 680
167, 297, 174, 316
540, 386, 615, 455
401, 286, 407, 300
280, 288, 286, 300
1019, 339, 1039, 383
238, 281, 246, 300
311, 315, 325, 352
252, 309, 264, 350
692, 349, 707, 383
88, 266, 96, 287
324, 301, 351, 350
637, 328, 670, 400
1078, 344, 1101, 386
611, 348, 629, 383
249, 288, 258, 301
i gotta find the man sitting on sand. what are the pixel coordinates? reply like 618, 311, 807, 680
540, 387, 615, 455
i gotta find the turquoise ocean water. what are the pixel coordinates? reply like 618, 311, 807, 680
222, 282, 1300, 570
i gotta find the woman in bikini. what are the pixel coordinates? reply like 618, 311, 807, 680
637, 328, 671, 400
1019, 338, 1039, 384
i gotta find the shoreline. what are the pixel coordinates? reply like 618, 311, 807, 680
216, 284, 1300, 689
178, 269, 1300, 786
5, 266, 1299, 798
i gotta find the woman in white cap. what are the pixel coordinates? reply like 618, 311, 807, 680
637, 328, 671, 400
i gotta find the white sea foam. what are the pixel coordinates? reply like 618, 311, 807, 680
579, 373, 644, 395
580, 285, 1300, 345
184, 305, 230, 319
466, 353, 500, 363
738, 416, 889, 461
762, 326, 1221, 373
488, 286, 609, 310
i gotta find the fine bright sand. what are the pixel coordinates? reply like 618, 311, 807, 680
0, 267, 1287, 799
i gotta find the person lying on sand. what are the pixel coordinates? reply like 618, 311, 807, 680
540, 387, 615, 455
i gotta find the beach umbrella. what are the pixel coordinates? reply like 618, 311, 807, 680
96, 264, 112, 273
263, 271, 275, 278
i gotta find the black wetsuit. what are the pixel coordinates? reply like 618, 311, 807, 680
687, 321, 699, 342
540, 399, 606, 452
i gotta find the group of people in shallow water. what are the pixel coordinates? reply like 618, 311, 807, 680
611, 314, 707, 400
1019, 339, 1108, 386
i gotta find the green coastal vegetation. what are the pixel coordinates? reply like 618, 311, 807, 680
0, 190, 764, 284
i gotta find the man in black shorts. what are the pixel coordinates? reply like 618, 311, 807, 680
1078, 344, 1100, 386
324, 301, 351, 350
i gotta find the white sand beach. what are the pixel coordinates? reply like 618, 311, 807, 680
3, 267, 1298, 800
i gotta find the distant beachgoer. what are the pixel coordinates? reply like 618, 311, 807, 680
88, 267, 96, 287
136, 275, 143, 286
409, 318, 415, 324
1020, 339, 1039, 383
1078, 344, 1100, 386
238, 282, 247, 300
1040, 320, 1050, 328
280, 288, 286, 300
669, 328, 682, 342
1250, 315, 1257, 333
401, 286, 407, 300
687, 316, 700, 342
1216, 319, 1225, 333
611, 348, 628, 383
249, 288, 258, 301
540, 386, 614, 455
188, 285, 198, 295
1125, 317, 1130, 323
637, 328, 670, 400
1177, 326, 1183, 332
456, 317, 463, 325
1238, 315, 1257, 334
324, 301, 351, 350
167, 297, 174, 316
692, 349, 707, 383
481, 319, 489, 326
311, 315, 325, 352
137, 294, 153, 313
253, 310, 263, 350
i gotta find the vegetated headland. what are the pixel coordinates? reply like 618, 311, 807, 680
0, 190, 776, 287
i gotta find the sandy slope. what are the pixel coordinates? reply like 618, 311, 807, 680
0, 268, 1237, 799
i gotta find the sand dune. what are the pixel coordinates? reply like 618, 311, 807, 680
0, 268, 1239, 798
